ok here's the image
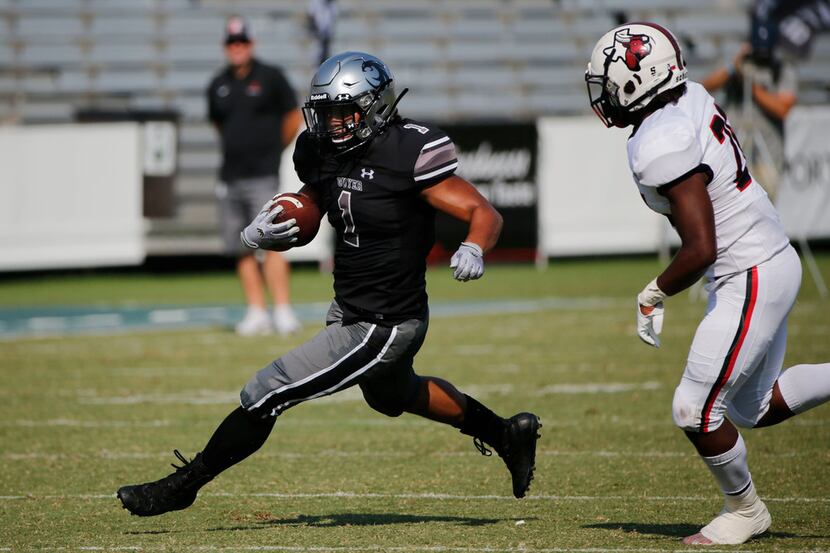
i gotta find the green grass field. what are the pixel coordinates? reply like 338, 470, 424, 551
1, 256, 829, 552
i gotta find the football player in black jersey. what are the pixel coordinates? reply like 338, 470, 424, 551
116, 52, 541, 518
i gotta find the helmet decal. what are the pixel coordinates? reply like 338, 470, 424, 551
361, 59, 387, 88
603, 28, 653, 72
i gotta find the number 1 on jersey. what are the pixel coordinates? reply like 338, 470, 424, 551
338, 190, 359, 247
709, 106, 752, 191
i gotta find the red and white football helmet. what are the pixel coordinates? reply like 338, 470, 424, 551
585, 22, 688, 127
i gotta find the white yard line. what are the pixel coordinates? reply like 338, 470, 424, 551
3, 449, 820, 461
4, 419, 170, 428
535, 382, 661, 395
0, 546, 775, 553
0, 491, 827, 504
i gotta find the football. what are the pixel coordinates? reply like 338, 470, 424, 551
267, 192, 322, 250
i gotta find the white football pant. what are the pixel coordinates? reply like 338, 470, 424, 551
672, 246, 802, 432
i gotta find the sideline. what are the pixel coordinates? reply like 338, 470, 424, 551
0, 297, 618, 340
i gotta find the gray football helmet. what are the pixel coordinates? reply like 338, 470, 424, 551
302, 51, 402, 154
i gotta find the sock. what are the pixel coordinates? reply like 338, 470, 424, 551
201, 406, 276, 474
778, 363, 830, 414
701, 433, 752, 497
723, 479, 761, 513
459, 395, 506, 449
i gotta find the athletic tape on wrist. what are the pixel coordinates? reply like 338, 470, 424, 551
638, 278, 666, 307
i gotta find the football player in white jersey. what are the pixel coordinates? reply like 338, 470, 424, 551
586, 22, 830, 545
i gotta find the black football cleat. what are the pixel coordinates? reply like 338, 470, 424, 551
496, 413, 542, 498
116, 450, 214, 517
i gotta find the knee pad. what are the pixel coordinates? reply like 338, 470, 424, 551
672, 386, 703, 431
361, 388, 406, 418
360, 373, 422, 418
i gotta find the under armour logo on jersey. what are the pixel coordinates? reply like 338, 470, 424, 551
361, 168, 374, 180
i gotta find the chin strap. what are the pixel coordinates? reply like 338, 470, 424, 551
372, 87, 409, 129
387, 87, 409, 118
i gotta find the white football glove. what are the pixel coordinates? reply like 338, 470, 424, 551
636, 278, 667, 348
240, 200, 300, 251
450, 242, 484, 282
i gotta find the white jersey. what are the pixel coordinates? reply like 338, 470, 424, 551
627, 81, 790, 279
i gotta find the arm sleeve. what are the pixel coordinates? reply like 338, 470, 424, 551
631, 120, 704, 190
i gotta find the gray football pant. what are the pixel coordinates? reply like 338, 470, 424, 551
241, 301, 427, 418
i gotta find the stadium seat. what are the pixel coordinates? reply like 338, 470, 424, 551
56, 70, 93, 93
674, 13, 750, 38
178, 122, 217, 149
173, 92, 210, 123
21, 99, 74, 122
448, 65, 519, 91
161, 70, 214, 94
379, 41, 443, 66
0, 43, 15, 67
164, 42, 225, 65
518, 65, 584, 93
396, 90, 453, 121
89, 15, 157, 37
11, 0, 84, 15
451, 91, 527, 119
373, 18, 445, 40
0, 75, 17, 93
527, 90, 588, 114
445, 41, 513, 64
96, 70, 161, 93
15, 16, 85, 39
21, 73, 59, 94
393, 64, 450, 92
84, 0, 158, 14
88, 43, 158, 68
19, 43, 84, 67
447, 18, 506, 40
163, 14, 227, 37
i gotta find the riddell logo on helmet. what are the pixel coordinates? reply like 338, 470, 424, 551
310, 93, 328, 101
603, 29, 652, 71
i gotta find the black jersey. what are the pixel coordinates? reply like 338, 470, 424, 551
294, 118, 458, 325
207, 59, 297, 181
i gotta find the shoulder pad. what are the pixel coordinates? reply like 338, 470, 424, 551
630, 115, 701, 188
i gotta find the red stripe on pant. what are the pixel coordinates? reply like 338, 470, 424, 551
700, 266, 759, 433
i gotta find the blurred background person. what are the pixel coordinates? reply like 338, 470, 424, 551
701, 1, 799, 197
306, 0, 337, 67
207, 16, 303, 336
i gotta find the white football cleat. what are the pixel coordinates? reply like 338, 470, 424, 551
684, 487, 771, 545
235, 307, 273, 336
273, 305, 302, 336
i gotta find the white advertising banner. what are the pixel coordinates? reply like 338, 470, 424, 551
537, 117, 666, 257
777, 106, 830, 239
0, 123, 145, 271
